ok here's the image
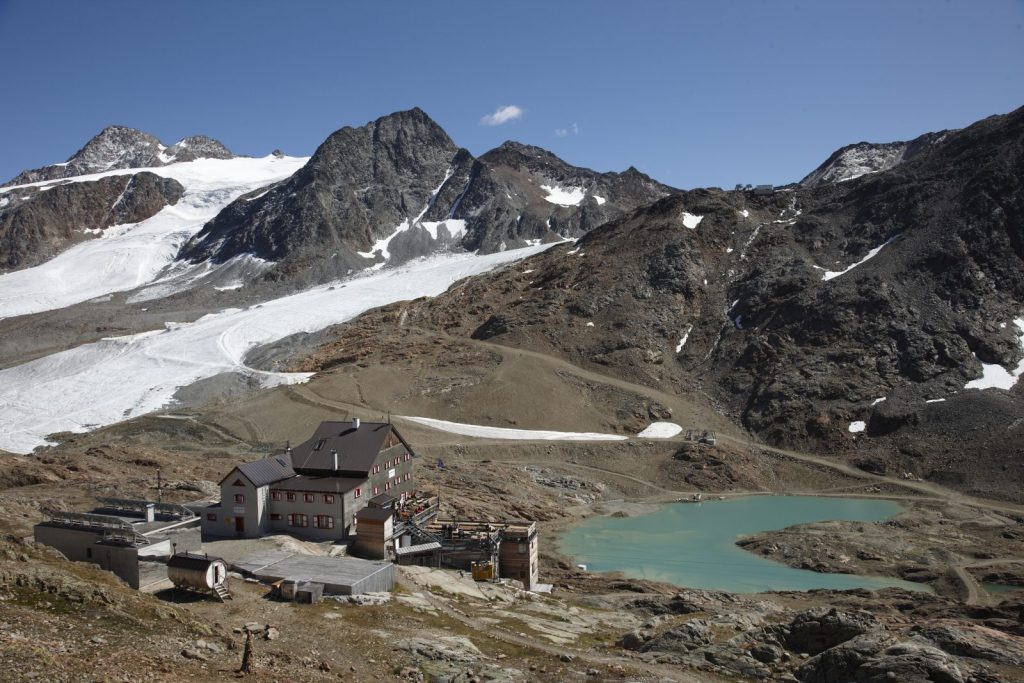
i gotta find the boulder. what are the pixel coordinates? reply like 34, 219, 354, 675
785, 607, 878, 654
641, 619, 712, 654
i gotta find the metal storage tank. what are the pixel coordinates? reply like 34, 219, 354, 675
167, 552, 228, 590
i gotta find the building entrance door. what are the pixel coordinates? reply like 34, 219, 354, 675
235, 516, 245, 535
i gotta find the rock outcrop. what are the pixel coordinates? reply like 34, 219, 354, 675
0, 172, 184, 270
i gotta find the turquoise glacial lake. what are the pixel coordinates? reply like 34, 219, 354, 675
558, 495, 930, 593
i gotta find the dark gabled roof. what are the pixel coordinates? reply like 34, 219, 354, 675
369, 492, 398, 508
227, 452, 295, 488
272, 475, 364, 494
168, 552, 224, 571
356, 507, 394, 522
290, 421, 407, 474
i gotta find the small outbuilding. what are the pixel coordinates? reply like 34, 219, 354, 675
168, 552, 228, 590
295, 582, 325, 604
167, 552, 231, 600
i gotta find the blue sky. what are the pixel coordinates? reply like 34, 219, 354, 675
0, 0, 1021, 188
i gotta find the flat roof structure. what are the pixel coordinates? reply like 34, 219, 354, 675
232, 551, 394, 595
356, 507, 394, 522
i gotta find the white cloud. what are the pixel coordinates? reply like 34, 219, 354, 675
480, 105, 524, 126
555, 122, 579, 137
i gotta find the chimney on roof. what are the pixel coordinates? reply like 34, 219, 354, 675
145, 503, 155, 523
332, 449, 339, 471
285, 440, 291, 452
352, 417, 360, 430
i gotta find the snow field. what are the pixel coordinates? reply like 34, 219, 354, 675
400, 416, 627, 442
682, 212, 703, 229
0, 244, 553, 453
964, 318, 1024, 391
675, 325, 693, 353
637, 422, 683, 438
540, 184, 586, 206
820, 235, 899, 282
0, 155, 309, 319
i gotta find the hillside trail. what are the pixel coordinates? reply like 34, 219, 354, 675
952, 557, 985, 606
282, 330, 1024, 517
953, 556, 1024, 607
456, 335, 1024, 517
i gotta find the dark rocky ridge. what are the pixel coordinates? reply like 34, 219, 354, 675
177, 108, 672, 282
3, 126, 234, 187
178, 107, 461, 279
301, 105, 1024, 501
0, 173, 185, 270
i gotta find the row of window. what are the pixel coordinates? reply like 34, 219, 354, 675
232, 476, 410, 507
269, 491, 337, 504
369, 472, 412, 495
267, 513, 335, 529
371, 453, 412, 474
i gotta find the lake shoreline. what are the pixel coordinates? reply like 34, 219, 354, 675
552, 494, 935, 595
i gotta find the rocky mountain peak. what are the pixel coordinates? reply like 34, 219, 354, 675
177, 108, 461, 276
309, 107, 456, 170
478, 141, 567, 170
3, 126, 236, 187
177, 106, 677, 281
168, 135, 234, 162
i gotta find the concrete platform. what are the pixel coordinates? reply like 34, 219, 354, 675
231, 549, 294, 574
234, 551, 394, 595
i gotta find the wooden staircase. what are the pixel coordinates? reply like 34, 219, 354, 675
213, 583, 232, 602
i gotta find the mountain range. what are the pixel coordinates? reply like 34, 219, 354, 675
0, 105, 1022, 501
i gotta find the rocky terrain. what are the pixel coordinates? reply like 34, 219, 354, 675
0, 172, 184, 270
1, 105, 1024, 680
1, 416, 1022, 682
259, 106, 1024, 501
178, 108, 671, 284
3, 125, 234, 187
